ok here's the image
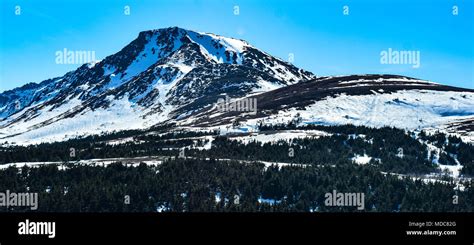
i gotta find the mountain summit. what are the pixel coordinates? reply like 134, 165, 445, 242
0, 27, 315, 144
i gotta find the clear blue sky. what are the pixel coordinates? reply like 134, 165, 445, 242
0, 0, 473, 92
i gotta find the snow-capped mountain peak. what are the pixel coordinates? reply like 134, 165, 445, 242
0, 27, 315, 144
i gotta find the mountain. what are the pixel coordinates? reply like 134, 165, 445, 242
0, 27, 473, 145
186, 74, 474, 142
0, 27, 314, 144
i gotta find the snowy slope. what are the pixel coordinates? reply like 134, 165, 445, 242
265, 90, 473, 132
187, 75, 474, 142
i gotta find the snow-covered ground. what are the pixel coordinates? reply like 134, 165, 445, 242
438, 164, 463, 179
258, 196, 281, 205
237, 89, 474, 143
0, 95, 167, 145
352, 154, 372, 165
0, 157, 163, 170
228, 130, 331, 145
381, 171, 469, 191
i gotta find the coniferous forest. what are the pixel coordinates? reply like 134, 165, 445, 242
0, 124, 473, 212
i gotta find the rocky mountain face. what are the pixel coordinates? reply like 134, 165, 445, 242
0, 27, 315, 144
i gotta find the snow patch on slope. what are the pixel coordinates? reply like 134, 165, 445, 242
1, 95, 165, 145
186, 31, 248, 64
352, 154, 372, 165
262, 90, 474, 135
230, 130, 331, 145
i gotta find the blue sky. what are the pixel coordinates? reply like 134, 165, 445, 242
0, 0, 473, 92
